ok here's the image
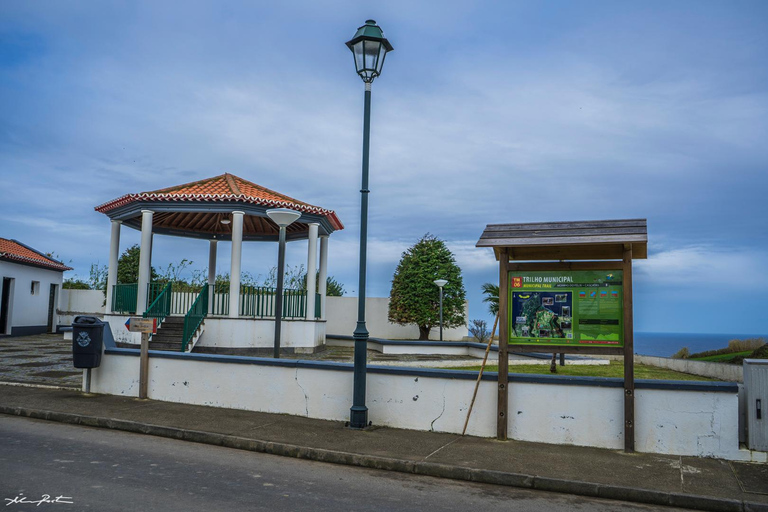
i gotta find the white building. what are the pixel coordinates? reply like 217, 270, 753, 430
0, 238, 72, 336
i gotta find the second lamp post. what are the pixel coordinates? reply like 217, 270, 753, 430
266, 208, 301, 358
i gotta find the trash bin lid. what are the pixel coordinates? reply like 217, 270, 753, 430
73, 316, 103, 325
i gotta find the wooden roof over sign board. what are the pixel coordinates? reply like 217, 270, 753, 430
476, 219, 648, 261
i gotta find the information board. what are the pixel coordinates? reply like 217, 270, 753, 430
508, 270, 623, 347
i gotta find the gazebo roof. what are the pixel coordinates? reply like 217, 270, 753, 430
95, 173, 343, 241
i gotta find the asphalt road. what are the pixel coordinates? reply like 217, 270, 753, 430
0, 416, 689, 512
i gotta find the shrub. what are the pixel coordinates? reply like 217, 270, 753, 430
689, 338, 766, 359
672, 347, 690, 359
727, 338, 766, 352
469, 319, 490, 343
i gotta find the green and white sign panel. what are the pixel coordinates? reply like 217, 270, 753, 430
509, 270, 623, 347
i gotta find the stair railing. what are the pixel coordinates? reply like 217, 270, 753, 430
143, 282, 173, 328
182, 283, 209, 352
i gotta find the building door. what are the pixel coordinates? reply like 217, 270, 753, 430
47, 283, 58, 332
0, 277, 12, 335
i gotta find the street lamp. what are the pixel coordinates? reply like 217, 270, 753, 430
346, 20, 393, 429
266, 208, 302, 358
434, 279, 448, 341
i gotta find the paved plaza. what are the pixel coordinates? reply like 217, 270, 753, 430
0, 333, 82, 389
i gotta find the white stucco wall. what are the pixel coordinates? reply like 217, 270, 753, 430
326, 296, 468, 341
89, 350, 742, 460
58, 289, 106, 327
0, 261, 64, 334
196, 317, 325, 350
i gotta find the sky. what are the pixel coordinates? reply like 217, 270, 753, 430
1, 1, 767, 335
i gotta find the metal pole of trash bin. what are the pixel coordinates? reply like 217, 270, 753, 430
85, 368, 91, 394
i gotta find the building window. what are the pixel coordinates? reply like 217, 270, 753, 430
31, 281, 40, 295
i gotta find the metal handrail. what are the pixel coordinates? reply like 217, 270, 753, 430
143, 282, 173, 328
182, 283, 208, 352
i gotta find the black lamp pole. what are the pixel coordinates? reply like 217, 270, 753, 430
346, 20, 393, 429
266, 208, 301, 359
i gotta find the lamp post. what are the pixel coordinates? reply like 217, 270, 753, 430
346, 20, 393, 429
266, 208, 302, 358
434, 279, 448, 341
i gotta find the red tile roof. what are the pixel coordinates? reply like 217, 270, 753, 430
95, 173, 343, 230
0, 238, 73, 272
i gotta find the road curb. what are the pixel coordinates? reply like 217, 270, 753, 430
0, 405, 763, 512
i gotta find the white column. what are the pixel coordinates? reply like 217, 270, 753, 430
318, 235, 329, 320
229, 211, 245, 318
208, 240, 217, 315
305, 223, 319, 319
136, 210, 153, 314
105, 220, 121, 314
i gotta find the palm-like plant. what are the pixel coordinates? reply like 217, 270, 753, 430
481, 282, 499, 316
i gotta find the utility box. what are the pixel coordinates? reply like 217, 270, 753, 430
744, 359, 768, 451
72, 316, 105, 369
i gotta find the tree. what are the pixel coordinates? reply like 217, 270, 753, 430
388, 234, 466, 340
301, 271, 346, 297
117, 244, 158, 284
481, 283, 499, 316
63, 278, 90, 290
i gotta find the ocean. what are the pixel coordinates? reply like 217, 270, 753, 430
634, 332, 768, 357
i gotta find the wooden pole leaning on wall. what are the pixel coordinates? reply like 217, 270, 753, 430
139, 332, 149, 399
497, 249, 510, 440
462, 313, 499, 436
623, 244, 635, 452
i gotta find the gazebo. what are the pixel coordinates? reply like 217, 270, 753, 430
95, 173, 343, 354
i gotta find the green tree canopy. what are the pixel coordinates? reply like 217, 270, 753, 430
388, 234, 466, 340
117, 244, 158, 284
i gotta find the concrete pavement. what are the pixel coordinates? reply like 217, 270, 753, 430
1, 384, 766, 512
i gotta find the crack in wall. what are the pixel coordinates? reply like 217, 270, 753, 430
295, 368, 309, 417
430, 383, 447, 432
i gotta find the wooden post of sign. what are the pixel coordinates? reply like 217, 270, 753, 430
139, 332, 149, 399
623, 245, 635, 452
497, 249, 509, 440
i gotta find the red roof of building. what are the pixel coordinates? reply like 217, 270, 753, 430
0, 238, 73, 272
95, 173, 343, 230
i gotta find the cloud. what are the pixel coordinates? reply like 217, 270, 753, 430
635, 245, 768, 291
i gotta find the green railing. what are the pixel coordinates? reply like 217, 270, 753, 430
281, 288, 307, 318
143, 282, 173, 328
315, 293, 321, 319
112, 283, 138, 314
182, 284, 208, 352
113, 282, 319, 320
210, 284, 308, 318
240, 285, 277, 317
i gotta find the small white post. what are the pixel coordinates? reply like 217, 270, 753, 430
208, 240, 217, 315
136, 210, 153, 314
229, 211, 245, 318
319, 235, 329, 320
306, 223, 319, 319
105, 220, 121, 314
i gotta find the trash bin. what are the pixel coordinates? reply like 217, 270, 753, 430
72, 316, 104, 368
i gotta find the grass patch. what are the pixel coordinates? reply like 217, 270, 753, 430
691, 351, 752, 363
444, 361, 715, 381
